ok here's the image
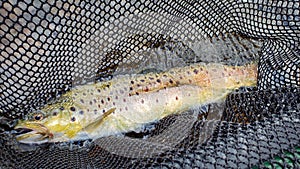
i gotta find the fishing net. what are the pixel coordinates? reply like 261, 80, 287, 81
0, 0, 299, 168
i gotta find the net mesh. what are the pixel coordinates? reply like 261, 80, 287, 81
0, 0, 299, 168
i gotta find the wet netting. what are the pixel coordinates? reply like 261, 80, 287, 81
0, 0, 299, 168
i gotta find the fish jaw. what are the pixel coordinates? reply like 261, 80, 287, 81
15, 120, 88, 144
14, 121, 54, 143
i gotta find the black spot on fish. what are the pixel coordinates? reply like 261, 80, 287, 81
136, 92, 139, 95
113, 102, 115, 106
131, 81, 134, 84
156, 99, 159, 103
176, 96, 178, 100
71, 117, 76, 122
141, 99, 144, 104
123, 98, 126, 102
80, 99, 84, 103
83, 92, 86, 96
70, 107, 76, 112
115, 96, 118, 100
89, 101, 93, 105
107, 97, 110, 101
60, 107, 64, 110
93, 99, 97, 103
129, 87, 133, 91
156, 79, 161, 83
193, 69, 199, 74
79, 110, 84, 115
137, 84, 140, 87
140, 79, 145, 82
169, 79, 173, 84
97, 89, 101, 93
94, 109, 98, 114
98, 104, 101, 108
125, 107, 128, 111
102, 109, 106, 113
101, 99, 104, 104
149, 77, 154, 80
187, 71, 191, 75
52, 112, 58, 116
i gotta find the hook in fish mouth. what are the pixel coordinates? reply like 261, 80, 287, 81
14, 122, 53, 141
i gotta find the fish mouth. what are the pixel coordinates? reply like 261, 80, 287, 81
14, 122, 53, 142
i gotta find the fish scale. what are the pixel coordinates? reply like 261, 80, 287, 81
15, 62, 257, 143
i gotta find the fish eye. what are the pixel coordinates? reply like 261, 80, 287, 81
32, 113, 44, 121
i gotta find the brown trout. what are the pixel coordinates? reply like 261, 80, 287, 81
15, 63, 257, 143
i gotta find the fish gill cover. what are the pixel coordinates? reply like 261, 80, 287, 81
0, 0, 299, 168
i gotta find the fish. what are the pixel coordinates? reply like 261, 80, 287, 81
14, 62, 257, 144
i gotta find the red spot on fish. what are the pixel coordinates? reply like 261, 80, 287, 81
48, 133, 53, 139
144, 87, 149, 92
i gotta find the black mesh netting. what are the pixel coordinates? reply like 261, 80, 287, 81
0, 0, 299, 168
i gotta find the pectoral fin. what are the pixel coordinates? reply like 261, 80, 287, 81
83, 107, 116, 133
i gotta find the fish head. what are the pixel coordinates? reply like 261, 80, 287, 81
15, 101, 84, 144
